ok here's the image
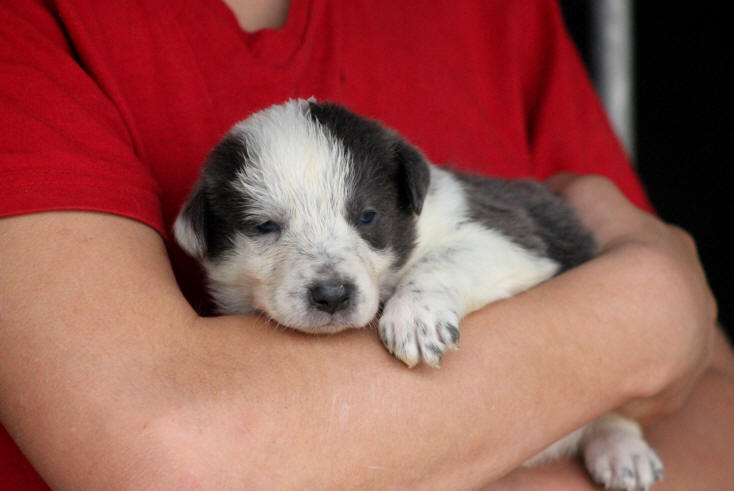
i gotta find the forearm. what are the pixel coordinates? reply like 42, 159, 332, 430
484, 359, 734, 490
0, 212, 705, 489
486, 327, 734, 490
130, 254, 688, 489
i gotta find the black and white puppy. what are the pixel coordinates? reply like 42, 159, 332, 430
174, 99, 663, 490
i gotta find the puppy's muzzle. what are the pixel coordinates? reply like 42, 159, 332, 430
308, 280, 354, 314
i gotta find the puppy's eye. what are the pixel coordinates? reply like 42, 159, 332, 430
357, 210, 377, 226
254, 220, 280, 234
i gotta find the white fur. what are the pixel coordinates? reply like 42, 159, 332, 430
231, 100, 352, 223
379, 167, 559, 367
173, 181, 207, 258
173, 211, 204, 258
198, 100, 396, 332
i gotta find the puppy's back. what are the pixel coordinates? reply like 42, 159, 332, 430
453, 173, 596, 272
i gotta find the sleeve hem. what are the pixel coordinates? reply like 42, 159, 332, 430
0, 174, 166, 238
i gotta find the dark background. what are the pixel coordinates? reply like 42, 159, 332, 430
560, 2, 732, 339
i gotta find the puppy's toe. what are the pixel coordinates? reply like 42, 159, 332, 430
436, 318, 460, 350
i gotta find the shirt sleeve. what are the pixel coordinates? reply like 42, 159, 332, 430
0, 0, 164, 235
520, 0, 653, 213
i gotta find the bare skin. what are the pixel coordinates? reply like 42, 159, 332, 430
220, 0, 291, 32
486, 359, 734, 490
0, 176, 726, 489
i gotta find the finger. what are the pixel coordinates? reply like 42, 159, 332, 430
545, 172, 580, 194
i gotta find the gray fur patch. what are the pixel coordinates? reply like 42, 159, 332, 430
452, 172, 597, 272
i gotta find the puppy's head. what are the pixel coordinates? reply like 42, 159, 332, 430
174, 99, 430, 332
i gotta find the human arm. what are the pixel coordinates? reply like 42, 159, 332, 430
484, 338, 734, 491
482, 176, 732, 490
0, 173, 715, 489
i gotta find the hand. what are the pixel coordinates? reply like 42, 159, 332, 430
547, 174, 717, 424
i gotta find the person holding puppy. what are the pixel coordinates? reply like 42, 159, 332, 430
1, 0, 732, 489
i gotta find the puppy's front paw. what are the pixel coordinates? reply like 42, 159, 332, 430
378, 292, 460, 367
584, 430, 663, 490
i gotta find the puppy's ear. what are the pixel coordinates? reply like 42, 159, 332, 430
394, 139, 430, 214
173, 181, 209, 259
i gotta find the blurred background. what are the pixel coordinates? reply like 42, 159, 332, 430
559, 1, 732, 339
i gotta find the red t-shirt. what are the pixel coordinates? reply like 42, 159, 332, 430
0, 0, 650, 487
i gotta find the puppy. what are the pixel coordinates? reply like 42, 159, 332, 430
174, 99, 663, 490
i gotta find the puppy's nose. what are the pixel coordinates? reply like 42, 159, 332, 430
309, 281, 354, 314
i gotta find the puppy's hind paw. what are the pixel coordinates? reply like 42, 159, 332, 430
378, 293, 460, 367
584, 430, 663, 490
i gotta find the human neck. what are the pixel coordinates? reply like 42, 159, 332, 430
221, 0, 291, 32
